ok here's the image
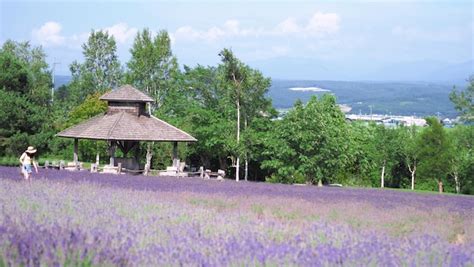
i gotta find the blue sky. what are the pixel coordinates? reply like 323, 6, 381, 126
1, 0, 473, 81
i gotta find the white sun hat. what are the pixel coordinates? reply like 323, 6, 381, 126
25, 146, 37, 154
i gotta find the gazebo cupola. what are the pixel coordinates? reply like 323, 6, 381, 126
100, 84, 153, 117
57, 85, 197, 172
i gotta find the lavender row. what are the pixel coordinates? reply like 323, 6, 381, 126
1, 166, 473, 213
0, 176, 473, 266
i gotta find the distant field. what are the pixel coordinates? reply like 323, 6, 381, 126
1, 167, 473, 266
269, 80, 460, 117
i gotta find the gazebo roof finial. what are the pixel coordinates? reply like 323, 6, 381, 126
100, 84, 154, 103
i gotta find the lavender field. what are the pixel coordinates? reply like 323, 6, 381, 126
0, 166, 473, 266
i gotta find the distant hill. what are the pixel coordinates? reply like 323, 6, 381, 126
268, 80, 460, 118
249, 58, 473, 83
54, 75, 71, 89
55, 75, 461, 118
368, 60, 473, 83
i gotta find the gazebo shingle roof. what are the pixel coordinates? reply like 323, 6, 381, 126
57, 85, 196, 142
57, 112, 196, 142
100, 84, 154, 102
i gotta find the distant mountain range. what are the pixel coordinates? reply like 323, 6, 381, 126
54, 75, 463, 118
249, 58, 473, 83
54, 75, 72, 89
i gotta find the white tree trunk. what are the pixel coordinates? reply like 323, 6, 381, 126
244, 160, 248, 181
454, 171, 460, 194
236, 99, 240, 182
380, 160, 385, 188
408, 162, 416, 191
244, 118, 248, 182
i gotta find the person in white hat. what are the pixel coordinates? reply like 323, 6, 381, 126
19, 146, 38, 180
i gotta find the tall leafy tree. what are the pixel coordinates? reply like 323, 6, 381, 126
127, 29, 180, 110
177, 65, 235, 171
240, 68, 272, 181
262, 94, 349, 184
398, 125, 420, 190
0, 40, 52, 156
448, 125, 474, 194
344, 122, 379, 186
218, 49, 272, 181
219, 48, 246, 181
417, 117, 451, 193
450, 75, 473, 122
69, 30, 122, 104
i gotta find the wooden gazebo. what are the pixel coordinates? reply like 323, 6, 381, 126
57, 85, 196, 172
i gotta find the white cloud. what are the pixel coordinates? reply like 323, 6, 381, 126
172, 19, 262, 43
305, 12, 340, 36
171, 12, 341, 43
32, 21, 65, 47
32, 22, 138, 48
103, 23, 137, 44
274, 18, 301, 34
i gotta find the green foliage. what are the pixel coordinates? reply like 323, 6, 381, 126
262, 95, 349, 184
448, 125, 474, 194
450, 75, 473, 122
0, 50, 29, 93
127, 29, 180, 109
342, 122, 379, 186
417, 117, 452, 189
0, 40, 52, 157
68, 30, 122, 104
64, 92, 107, 129
1, 33, 472, 196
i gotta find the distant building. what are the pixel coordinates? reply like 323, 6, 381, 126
346, 114, 426, 127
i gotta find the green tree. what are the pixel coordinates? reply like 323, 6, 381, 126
64, 92, 108, 128
417, 117, 451, 193
0, 40, 52, 156
262, 95, 349, 184
240, 68, 272, 181
126, 29, 180, 110
399, 125, 420, 190
448, 125, 474, 194
219, 48, 246, 181
450, 75, 473, 122
343, 122, 379, 186
69, 30, 122, 104
176, 65, 235, 171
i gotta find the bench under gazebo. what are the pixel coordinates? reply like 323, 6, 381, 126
57, 85, 197, 174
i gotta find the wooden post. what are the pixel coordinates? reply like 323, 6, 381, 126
172, 142, 178, 167
73, 138, 79, 169
109, 141, 116, 167
117, 162, 122, 174
144, 142, 153, 176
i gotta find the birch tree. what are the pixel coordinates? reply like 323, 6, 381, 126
219, 49, 246, 181
400, 126, 420, 190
